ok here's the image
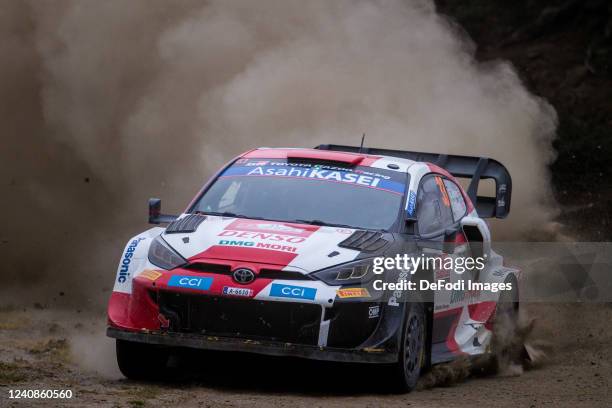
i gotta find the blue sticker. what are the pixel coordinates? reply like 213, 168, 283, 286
117, 237, 146, 283
168, 275, 213, 291
406, 191, 417, 215
269, 284, 317, 300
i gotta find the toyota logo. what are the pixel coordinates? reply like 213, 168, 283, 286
232, 268, 255, 284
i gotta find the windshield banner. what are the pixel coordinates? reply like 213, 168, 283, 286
221, 160, 406, 195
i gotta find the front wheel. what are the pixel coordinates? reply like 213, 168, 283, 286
116, 339, 170, 381
390, 302, 427, 393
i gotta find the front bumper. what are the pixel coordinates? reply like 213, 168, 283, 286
108, 267, 408, 362
107, 326, 397, 364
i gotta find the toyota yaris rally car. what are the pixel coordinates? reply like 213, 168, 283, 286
107, 144, 519, 392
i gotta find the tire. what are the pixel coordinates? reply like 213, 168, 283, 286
390, 302, 427, 393
116, 339, 170, 381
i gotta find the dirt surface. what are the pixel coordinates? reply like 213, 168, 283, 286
0, 303, 610, 408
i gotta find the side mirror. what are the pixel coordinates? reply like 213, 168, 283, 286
148, 198, 178, 224
443, 228, 457, 254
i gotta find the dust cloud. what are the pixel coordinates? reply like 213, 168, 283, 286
70, 321, 121, 379
0, 0, 557, 306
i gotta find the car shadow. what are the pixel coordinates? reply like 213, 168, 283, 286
156, 347, 398, 395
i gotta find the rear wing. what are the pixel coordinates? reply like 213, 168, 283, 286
315, 144, 512, 219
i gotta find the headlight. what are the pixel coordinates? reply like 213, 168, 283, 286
311, 259, 374, 285
148, 235, 187, 270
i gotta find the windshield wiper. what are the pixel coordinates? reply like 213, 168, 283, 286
293, 219, 358, 229
197, 211, 240, 217
294, 219, 387, 232
197, 211, 275, 222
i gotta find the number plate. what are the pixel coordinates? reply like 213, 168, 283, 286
222, 286, 253, 297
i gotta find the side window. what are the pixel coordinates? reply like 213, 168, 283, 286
416, 175, 454, 236
443, 179, 467, 221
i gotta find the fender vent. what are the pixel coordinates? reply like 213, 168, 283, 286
165, 214, 206, 234
338, 230, 389, 252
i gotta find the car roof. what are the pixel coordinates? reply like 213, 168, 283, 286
241, 147, 416, 173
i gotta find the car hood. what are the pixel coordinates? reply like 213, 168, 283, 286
161, 214, 376, 273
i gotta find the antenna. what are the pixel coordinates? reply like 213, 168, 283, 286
359, 133, 366, 153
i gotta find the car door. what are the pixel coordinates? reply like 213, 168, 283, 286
443, 178, 489, 282
414, 174, 457, 298
415, 174, 473, 359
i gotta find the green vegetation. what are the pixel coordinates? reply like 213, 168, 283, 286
0, 361, 27, 383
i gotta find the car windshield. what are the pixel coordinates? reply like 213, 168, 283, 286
191, 158, 408, 231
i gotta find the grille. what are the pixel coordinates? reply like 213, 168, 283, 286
158, 292, 322, 345
259, 269, 313, 280
183, 262, 232, 274
338, 230, 389, 252
183, 263, 312, 281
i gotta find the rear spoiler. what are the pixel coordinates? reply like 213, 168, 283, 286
315, 144, 512, 219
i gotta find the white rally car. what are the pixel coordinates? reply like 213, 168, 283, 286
107, 144, 519, 392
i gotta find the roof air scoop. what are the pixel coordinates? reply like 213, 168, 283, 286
286, 150, 365, 167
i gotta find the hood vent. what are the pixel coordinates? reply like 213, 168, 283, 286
338, 230, 388, 252
165, 214, 206, 234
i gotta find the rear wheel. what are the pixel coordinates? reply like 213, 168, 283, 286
116, 339, 170, 380
390, 302, 427, 393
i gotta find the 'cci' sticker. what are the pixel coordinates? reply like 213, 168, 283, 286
269, 284, 317, 300
168, 275, 213, 291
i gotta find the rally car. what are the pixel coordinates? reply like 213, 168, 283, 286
107, 144, 519, 392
